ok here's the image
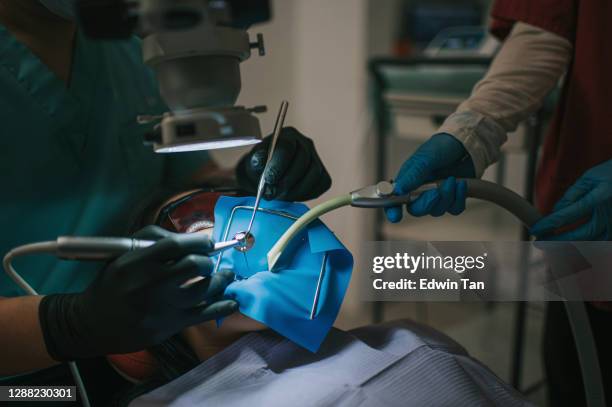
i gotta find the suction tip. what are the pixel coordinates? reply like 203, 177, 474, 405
267, 251, 281, 272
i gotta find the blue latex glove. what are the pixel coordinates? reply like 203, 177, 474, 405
385, 133, 476, 223
531, 160, 612, 241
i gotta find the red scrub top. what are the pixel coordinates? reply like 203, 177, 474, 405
490, 0, 612, 214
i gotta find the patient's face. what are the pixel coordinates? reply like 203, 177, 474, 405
152, 190, 267, 361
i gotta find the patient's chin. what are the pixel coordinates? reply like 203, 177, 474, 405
183, 313, 266, 361
215, 313, 267, 334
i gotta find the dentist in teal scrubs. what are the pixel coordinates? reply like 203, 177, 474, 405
0, 0, 331, 395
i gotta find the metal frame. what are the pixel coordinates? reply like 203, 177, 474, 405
214, 205, 298, 273
310, 253, 328, 320
214, 204, 328, 320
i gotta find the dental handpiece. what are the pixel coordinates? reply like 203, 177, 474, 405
55, 236, 241, 260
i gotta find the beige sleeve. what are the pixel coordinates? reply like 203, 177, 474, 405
438, 22, 573, 177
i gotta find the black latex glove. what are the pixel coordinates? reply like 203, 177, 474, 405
236, 127, 331, 201
39, 226, 238, 361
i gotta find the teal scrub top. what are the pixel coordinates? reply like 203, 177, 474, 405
0, 25, 210, 298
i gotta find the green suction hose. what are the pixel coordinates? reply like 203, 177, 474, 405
267, 179, 541, 268
267, 194, 352, 268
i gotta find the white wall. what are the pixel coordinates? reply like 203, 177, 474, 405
291, 0, 372, 324
212, 0, 374, 325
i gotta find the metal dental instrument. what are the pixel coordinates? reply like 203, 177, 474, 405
4, 235, 243, 306
238, 100, 289, 247
348, 181, 436, 208
310, 253, 328, 320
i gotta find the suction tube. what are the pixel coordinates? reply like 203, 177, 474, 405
267, 179, 541, 266
267, 179, 605, 407
461, 179, 542, 227
267, 195, 352, 268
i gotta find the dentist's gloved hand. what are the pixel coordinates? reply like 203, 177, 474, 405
385, 133, 475, 223
531, 160, 612, 241
39, 226, 238, 361
236, 127, 331, 201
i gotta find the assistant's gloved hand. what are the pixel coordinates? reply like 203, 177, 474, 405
531, 160, 612, 241
39, 226, 238, 361
385, 133, 476, 223
236, 127, 331, 201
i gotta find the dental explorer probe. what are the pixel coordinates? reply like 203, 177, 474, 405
239, 100, 289, 245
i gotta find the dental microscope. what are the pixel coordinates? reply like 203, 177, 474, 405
78, 0, 271, 153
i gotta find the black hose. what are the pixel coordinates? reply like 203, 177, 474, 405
463, 179, 605, 407
465, 179, 542, 227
